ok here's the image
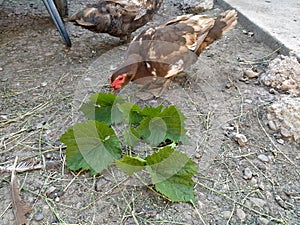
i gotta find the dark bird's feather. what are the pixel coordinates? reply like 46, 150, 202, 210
69, 0, 163, 42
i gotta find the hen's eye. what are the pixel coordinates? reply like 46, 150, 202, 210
118, 77, 123, 81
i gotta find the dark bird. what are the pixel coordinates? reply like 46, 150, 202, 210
69, 0, 163, 43
43, 0, 72, 46
110, 10, 238, 94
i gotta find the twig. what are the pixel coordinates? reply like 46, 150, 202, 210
0, 203, 12, 219
0, 162, 43, 173
197, 182, 287, 224
240, 46, 281, 65
80, 176, 129, 211
0, 102, 50, 127
10, 157, 32, 225
192, 203, 207, 225
0, 146, 63, 166
226, 204, 235, 225
63, 170, 82, 192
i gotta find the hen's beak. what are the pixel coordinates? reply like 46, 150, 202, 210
43, 0, 72, 47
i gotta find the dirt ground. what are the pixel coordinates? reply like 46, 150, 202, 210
0, 0, 299, 224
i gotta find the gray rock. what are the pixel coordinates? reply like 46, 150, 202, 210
173, 0, 214, 14
257, 217, 270, 225
268, 120, 277, 131
236, 208, 246, 221
233, 133, 248, 147
258, 154, 269, 163
243, 167, 253, 180
222, 211, 232, 219
256, 163, 267, 171
250, 177, 258, 185
280, 127, 292, 138
34, 211, 44, 221
277, 139, 285, 144
244, 69, 258, 78
249, 197, 267, 207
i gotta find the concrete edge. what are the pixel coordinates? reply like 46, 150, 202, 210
215, 0, 300, 61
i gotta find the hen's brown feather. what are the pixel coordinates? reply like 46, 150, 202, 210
110, 10, 238, 90
69, 0, 163, 42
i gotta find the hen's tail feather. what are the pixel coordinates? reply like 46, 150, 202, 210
195, 9, 238, 55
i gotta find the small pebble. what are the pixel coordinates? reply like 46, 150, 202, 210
258, 182, 265, 191
239, 77, 249, 82
0, 115, 8, 120
45, 186, 57, 196
265, 191, 273, 200
244, 99, 252, 104
236, 208, 246, 221
118, 46, 127, 51
36, 123, 43, 129
197, 201, 205, 210
268, 120, 277, 131
40, 82, 47, 87
222, 126, 235, 131
225, 82, 233, 89
248, 32, 254, 37
277, 139, 284, 144
34, 211, 44, 221
250, 177, 258, 185
269, 88, 277, 94
244, 69, 258, 78
44, 52, 54, 56
258, 217, 270, 225
256, 163, 267, 171
84, 77, 92, 82
0, 67, 3, 71
243, 167, 253, 180
55, 197, 60, 202
222, 211, 232, 219
258, 154, 269, 162
234, 133, 248, 147
110, 65, 117, 71
195, 153, 202, 159
237, 56, 245, 62
222, 184, 230, 191
249, 197, 266, 207
280, 127, 292, 138
45, 153, 52, 159
27, 196, 35, 203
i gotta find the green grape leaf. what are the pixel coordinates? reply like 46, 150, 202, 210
116, 155, 146, 175
145, 146, 198, 204
124, 127, 140, 147
140, 105, 163, 117
137, 117, 168, 146
159, 106, 188, 144
137, 105, 188, 146
79, 93, 124, 125
59, 120, 122, 175
117, 102, 143, 124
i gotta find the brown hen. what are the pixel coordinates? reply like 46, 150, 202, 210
110, 10, 238, 93
69, 0, 163, 42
